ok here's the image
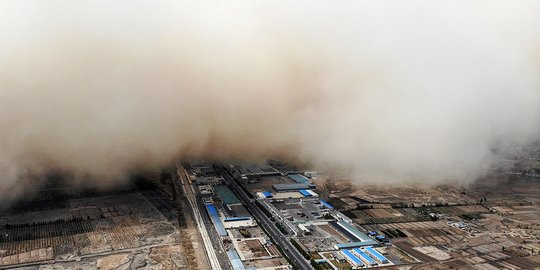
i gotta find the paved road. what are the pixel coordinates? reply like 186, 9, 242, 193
219, 168, 313, 270
261, 199, 300, 236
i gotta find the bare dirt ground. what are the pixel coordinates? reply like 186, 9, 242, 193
96, 253, 130, 270
177, 199, 210, 270
0, 186, 194, 270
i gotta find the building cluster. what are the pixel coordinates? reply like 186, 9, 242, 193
186, 163, 290, 270
226, 163, 394, 269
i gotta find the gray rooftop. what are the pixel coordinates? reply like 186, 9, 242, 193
273, 183, 316, 191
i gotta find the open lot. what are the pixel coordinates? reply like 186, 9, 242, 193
234, 239, 271, 260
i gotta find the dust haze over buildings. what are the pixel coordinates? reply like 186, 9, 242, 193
0, 1, 539, 205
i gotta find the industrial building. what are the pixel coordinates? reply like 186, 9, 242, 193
353, 248, 377, 266
267, 160, 305, 174
215, 185, 242, 205
195, 176, 223, 185
365, 246, 389, 264
198, 185, 214, 195
227, 249, 247, 270
223, 217, 255, 229
222, 207, 254, 228
206, 204, 227, 236
188, 161, 215, 175
332, 252, 346, 263
288, 174, 310, 184
223, 204, 250, 217
272, 183, 316, 192
319, 200, 334, 210
256, 191, 273, 199
229, 164, 281, 183
335, 221, 374, 242
332, 221, 378, 249
298, 189, 318, 197
341, 249, 365, 268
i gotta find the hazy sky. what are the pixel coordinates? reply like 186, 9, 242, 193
1, 1, 539, 205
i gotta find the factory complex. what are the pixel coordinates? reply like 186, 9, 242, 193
219, 162, 394, 269
182, 158, 540, 270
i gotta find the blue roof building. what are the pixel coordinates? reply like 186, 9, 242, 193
353, 248, 377, 266
365, 246, 389, 264
341, 249, 364, 268
206, 204, 227, 236
227, 249, 246, 270
224, 217, 251, 222
320, 200, 334, 210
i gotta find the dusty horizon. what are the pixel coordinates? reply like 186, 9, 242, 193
1, 1, 540, 205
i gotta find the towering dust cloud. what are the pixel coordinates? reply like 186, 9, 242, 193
1, 1, 539, 204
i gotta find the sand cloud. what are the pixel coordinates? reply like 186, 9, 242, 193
1, 1, 539, 204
